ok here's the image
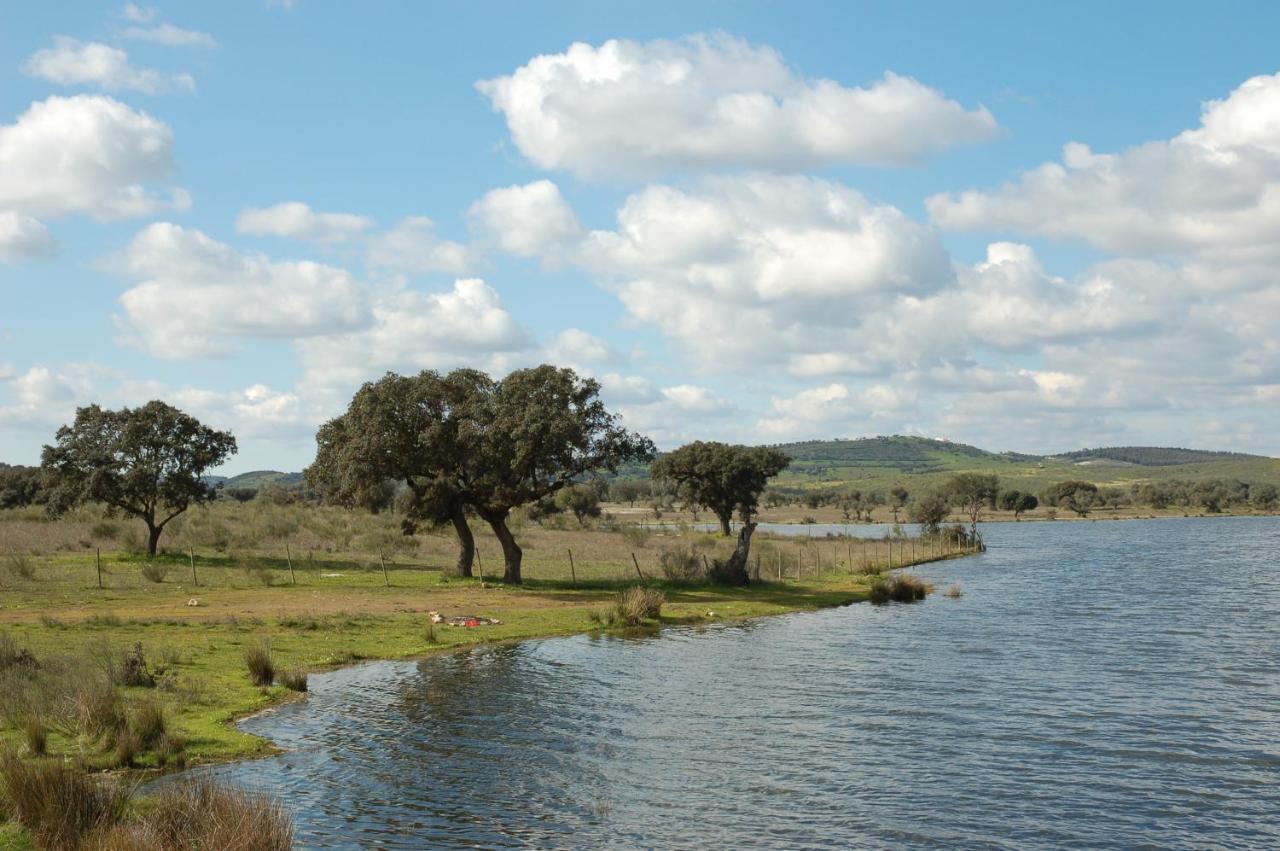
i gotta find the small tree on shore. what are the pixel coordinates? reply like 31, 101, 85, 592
889, 486, 909, 523
650, 442, 790, 585
1044, 480, 1099, 517
946, 473, 999, 540
908, 489, 950, 535
998, 489, 1038, 520
41, 401, 237, 555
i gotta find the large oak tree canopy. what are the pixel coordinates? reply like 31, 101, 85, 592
40, 401, 237, 555
308, 365, 655, 585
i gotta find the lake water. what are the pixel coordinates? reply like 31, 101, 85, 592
203, 517, 1280, 849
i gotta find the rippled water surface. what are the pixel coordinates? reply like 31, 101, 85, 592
206, 517, 1280, 849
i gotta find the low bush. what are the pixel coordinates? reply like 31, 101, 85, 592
0, 633, 38, 671
0, 749, 131, 848
139, 562, 168, 584
113, 727, 142, 767
658, 547, 704, 583
89, 520, 120, 540
116, 643, 155, 688
5, 552, 35, 580
612, 586, 665, 626
244, 643, 275, 686
279, 669, 308, 693
944, 583, 964, 598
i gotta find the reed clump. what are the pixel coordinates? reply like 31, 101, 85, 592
611, 586, 665, 626
243, 643, 275, 686
869, 573, 928, 605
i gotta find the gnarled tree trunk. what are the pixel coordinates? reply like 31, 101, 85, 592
145, 517, 162, 556
716, 511, 732, 536
717, 521, 756, 586
485, 511, 523, 584
450, 503, 475, 578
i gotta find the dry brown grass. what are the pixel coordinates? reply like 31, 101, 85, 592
92, 777, 293, 851
0, 748, 131, 849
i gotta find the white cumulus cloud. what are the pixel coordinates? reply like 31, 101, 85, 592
468, 180, 582, 258
478, 33, 998, 179
0, 95, 187, 221
24, 37, 195, 94
928, 71, 1280, 258
116, 223, 372, 358
236, 202, 375, 243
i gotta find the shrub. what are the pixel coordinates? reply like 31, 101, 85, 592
5, 552, 35, 580
279, 669, 308, 693
244, 643, 275, 686
658, 547, 704, 583
613, 586, 665, 626
424, 622, 438, 645
89, 520, 120, 540
0, 749, 131, 849
116, 643, 154, 688
139, 562, 168, 584
619, 524, 651, 548
944, 583, 964, 598
245, 565, 275, 587
0, 633, 38, 671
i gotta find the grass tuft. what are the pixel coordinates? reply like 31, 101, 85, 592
613, 586, 665, 627
243, 643, 275, 686
278, 669, 308, 693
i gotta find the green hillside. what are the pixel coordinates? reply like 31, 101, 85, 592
763, 436, 1280, 494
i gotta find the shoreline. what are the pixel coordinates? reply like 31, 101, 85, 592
0, 551, 975, 781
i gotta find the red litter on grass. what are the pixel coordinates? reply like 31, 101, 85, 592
465, 618, 479, 628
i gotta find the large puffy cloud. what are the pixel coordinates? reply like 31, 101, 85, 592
116, 223, 372, 357
576, 174, 953, 368
467, 180, 582, 258
0, 95, 186, 222
295, 278, 535, 403
928, 71, 1280, 257
236, 202, 375, 243
23, 37, 195, 94
478, 33, 998, 179
0, 212, 57, 261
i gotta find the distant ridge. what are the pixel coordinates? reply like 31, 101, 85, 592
1049, 446, 1267, 467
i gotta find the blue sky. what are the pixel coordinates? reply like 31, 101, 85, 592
3, 1, 1280, 471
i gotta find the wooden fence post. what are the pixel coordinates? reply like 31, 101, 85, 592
379, 552, 390, 587
96, 547, 103, 589
567, 549, 577, 587
476, 548, 484, 581
188, 546, 196, 586
286, 544, 296, 585
632, 552, 645, 581
777, 550, 782, 582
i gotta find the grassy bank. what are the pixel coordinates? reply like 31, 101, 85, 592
1, 509, 976, 849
